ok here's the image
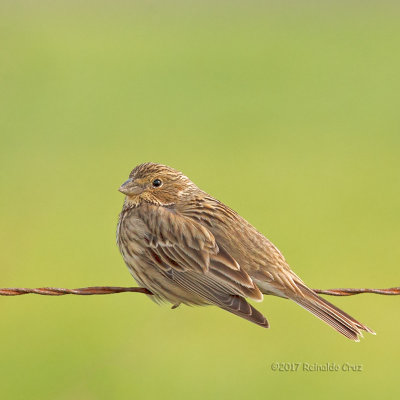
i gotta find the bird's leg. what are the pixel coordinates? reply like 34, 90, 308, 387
171, 303, 181, 309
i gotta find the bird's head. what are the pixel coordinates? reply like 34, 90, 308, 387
119, 162, 195, 207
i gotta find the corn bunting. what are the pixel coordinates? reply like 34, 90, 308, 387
117, 163, 373, 341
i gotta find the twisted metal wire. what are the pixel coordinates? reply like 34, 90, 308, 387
313, 287, 400, 296
0, 286, 152, 296
0, 286, 399, 296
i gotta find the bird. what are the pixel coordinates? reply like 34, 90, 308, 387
116, 162, 374, 341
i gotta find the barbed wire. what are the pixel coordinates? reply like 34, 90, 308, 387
313, 287, 400, 296
0, 286, 152, 296
0, 286, 399, 297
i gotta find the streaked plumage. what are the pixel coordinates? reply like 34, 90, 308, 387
117, 162, 374, 341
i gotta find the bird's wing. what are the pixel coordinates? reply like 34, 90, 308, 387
135, 204, 267, 327
138, 204, 263, 301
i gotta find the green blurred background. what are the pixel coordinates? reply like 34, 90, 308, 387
1, 1, 399, 399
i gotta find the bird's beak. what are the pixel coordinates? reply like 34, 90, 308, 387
118, 179, 143, 196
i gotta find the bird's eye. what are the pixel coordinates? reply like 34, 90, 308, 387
152, 179, 162, 188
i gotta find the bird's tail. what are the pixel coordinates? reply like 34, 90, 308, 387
291, 283, 375, 341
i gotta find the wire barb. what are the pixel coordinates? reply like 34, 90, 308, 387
0, 286, 399, 297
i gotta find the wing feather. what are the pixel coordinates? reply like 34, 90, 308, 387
137, 204, 263, 302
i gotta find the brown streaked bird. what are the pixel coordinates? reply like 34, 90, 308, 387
117, 162, 374, 341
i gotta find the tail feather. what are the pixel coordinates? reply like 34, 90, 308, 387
292, 284, 374, 341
